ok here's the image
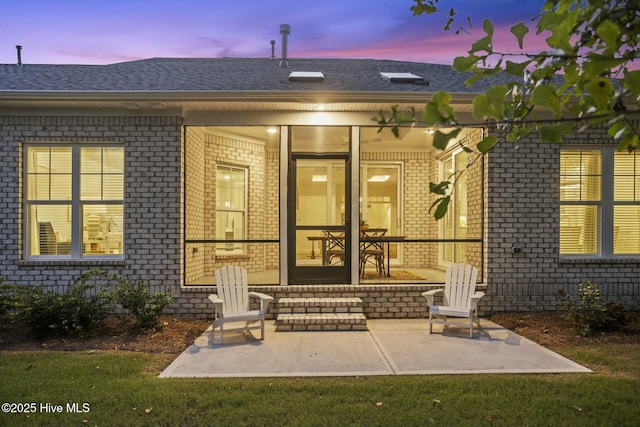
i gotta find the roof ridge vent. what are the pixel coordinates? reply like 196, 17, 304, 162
380, 71, 428, 85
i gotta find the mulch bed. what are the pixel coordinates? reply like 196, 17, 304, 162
487, 311, 640, 348
0, 316, 210, 354
1, 312, 639, 354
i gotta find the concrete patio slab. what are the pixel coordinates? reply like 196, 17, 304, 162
159, 319, 591, 378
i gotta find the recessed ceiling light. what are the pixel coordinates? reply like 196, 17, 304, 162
368, 175, 391, 182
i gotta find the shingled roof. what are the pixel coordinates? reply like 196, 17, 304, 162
0, 57, 513, 93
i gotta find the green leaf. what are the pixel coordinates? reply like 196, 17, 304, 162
423, 91, 456, 125
477, 136, 498, 153
540, 6, 578, 52
505, 60, 530, 77
584, 78, 615, 111
469, 19, 494, 54
539, 122, 574, 143
429, 181, 451, 196
430, 196, 451, 220
531, 83, 562, 117
410, 0, 438, 16
623, 70, 640, 97
472, 85, 507, 120
608, 122, 628, 140
452, 55, 478, 73
510, 22, 529, 49
595, 20, 620, 54
619, 134, 639, 152
433, 128, 462, 150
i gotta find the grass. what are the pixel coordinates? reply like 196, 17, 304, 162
1, 347, 639, 427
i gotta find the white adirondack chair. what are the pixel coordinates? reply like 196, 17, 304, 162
208, 265, 274, 345
422, 263, 485, 338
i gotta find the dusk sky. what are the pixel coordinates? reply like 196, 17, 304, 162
1, 0, 548, 66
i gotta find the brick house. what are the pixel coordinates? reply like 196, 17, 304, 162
1, 55, 639, 320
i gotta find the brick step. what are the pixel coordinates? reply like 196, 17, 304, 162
277, 297, 363, 314
275, 313, 368, 331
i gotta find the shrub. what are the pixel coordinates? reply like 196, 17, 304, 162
556, 281, 628, 336
1, 271, 175, 335
0, 279, 29, 328
24, 272, 113, 336
111, 277, 175, 329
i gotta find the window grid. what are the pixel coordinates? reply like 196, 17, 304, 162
215, 165, 247, 253
560, 147, 640, 257
25, 144, 124, 258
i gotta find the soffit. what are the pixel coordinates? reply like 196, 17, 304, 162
0, 91, 476, 114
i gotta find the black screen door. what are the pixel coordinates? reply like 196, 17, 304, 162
288, 154, 351, 284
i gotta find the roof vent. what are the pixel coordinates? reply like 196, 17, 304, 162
279, 24, 291, 67
380, 72, 428, 84
16, 45, 22, 67
288, 71, 325, 82
270, 40, 275, 60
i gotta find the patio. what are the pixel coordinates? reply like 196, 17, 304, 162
160, 319, 590, 378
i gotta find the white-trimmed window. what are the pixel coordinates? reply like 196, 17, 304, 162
560, 147, 640, 256
215, 164, 247, 254
25, 144, 124, 258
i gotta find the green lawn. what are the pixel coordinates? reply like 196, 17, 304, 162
1, 345, 639, 427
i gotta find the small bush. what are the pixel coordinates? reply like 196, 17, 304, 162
24, 273, 113, 336
1, 271, 175, 336
0, 279, 29, 328
556, 281, 628, 336
111, 277, 175, 329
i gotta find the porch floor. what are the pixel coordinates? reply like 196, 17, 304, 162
159, 319, 590, 378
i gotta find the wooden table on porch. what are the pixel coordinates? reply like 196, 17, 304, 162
307, 230, 406, 277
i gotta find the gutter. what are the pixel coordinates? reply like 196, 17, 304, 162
0, 90, 477, 106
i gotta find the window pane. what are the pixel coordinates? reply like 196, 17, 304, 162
28, 175, 50, 200
81, 175, 102, 200
80, 147, 124, 201
291, 126, 350, 153
560, 150, 601, 201
103, 175, 124, 199
81, 147, 102, 173
103, 147, 124, 173
50, 174, 72, 200
50, 148, 72, 173
83, 205, 124, 255
614, 151, 638, 201
28, 147, 50, 174
27, 147, 72, 201
560, 205, 598, 254
215, 211, 244, 252
216, 166, 246, 210
614, 206, 640, 254
29, 205, 72, 256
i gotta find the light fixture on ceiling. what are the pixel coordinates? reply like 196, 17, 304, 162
267, 127, 277, 134
312, 174, 327, 182
368, 175, 391, 182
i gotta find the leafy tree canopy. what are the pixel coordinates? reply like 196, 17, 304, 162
375, 0, 640, 219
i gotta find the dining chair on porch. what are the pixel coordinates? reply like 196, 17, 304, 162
360, 228, 386, 277
324, 230, 345, 266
